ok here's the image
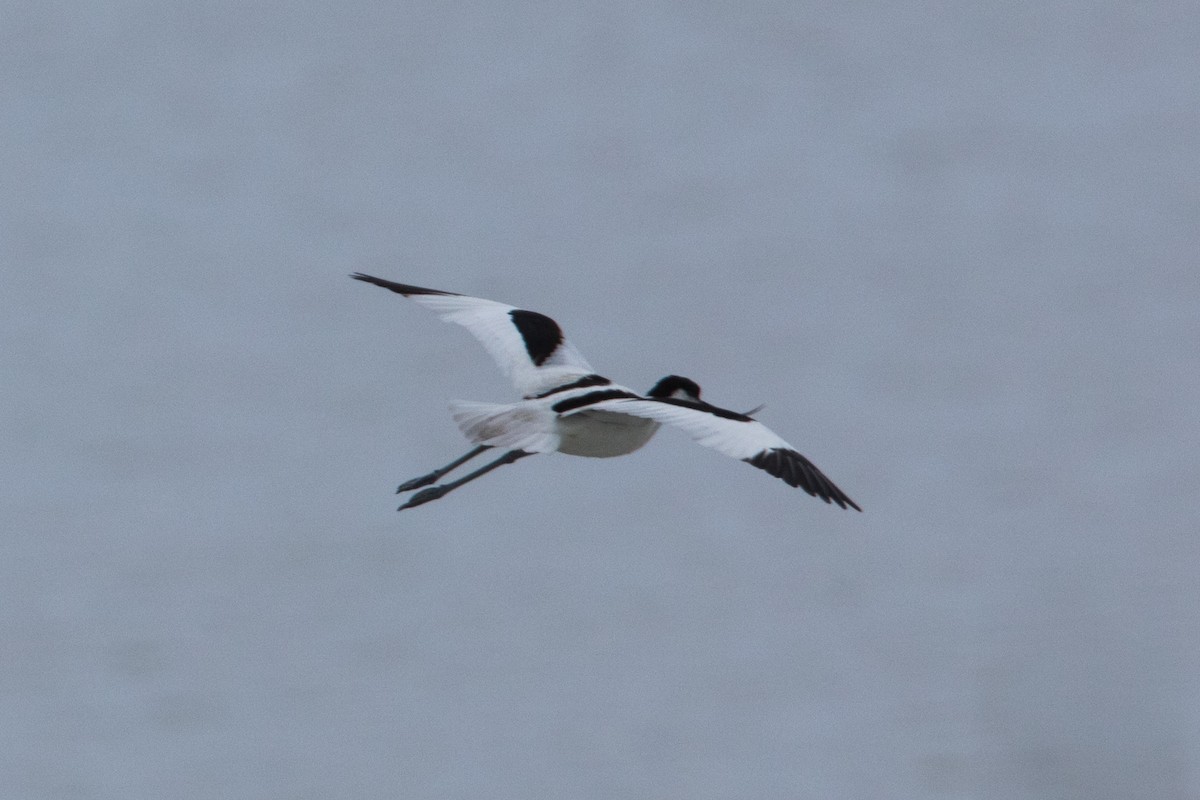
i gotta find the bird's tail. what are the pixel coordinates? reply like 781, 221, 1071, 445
449, 401, 560, 453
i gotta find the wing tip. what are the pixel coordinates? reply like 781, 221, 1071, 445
350, 273, 458, 297
745, 448, 862, 511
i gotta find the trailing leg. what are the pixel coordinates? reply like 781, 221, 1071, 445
395, 445, 491, 493
399, 450, 534, 510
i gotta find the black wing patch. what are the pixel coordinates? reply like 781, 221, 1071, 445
551, 388, 641, 414
509, 309, 564, 366
649, 396, 754, 422
744, 448, 862, 511
532, 374, 613, 398
350, 273, 457, 297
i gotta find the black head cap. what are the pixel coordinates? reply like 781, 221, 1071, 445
647, 375, 702, 401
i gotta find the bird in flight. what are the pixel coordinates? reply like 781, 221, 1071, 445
351, 273, 861, 512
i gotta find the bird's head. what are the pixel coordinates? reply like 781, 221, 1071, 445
647, 375, 702, 402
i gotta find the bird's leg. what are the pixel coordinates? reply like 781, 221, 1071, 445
395, 445, 491, 493
399, 450, 533, 510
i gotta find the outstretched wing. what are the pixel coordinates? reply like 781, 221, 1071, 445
351, 273, 596, 397
570, 395, 861, 510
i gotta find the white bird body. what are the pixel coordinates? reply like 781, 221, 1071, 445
558, 409, 660, 457
352, 273, 861, 511
449, 395, 661, 457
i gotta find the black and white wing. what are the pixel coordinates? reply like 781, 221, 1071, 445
570, 395, 861, 510
351, 273, 596, 397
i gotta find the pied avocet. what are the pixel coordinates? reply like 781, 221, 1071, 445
352, 273, 861, 512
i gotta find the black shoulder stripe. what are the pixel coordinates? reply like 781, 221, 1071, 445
743, 448, 861, 511
350, 273, 459, 297
649, 396, 754, 422
551, 388, 641, 414
509, 309, 564, 366
532, 374, 612, 398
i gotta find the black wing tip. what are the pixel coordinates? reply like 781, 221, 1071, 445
350, 273, 458, 297
744, 448, 862, 511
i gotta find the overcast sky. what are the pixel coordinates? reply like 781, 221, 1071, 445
3, 2, 1198, 798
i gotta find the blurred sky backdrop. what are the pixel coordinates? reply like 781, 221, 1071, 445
3, 2, 1198, 798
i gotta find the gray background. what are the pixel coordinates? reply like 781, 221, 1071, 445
4, 2, 1197, 798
